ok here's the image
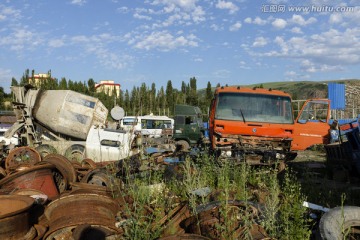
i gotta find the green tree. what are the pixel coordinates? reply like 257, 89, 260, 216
11, 78, 18, 87
58, 78, 68, 90
165, 80, 174, 115
157, 86, 165, 115
187, 77, 198, 106
149, 83, 156, 114
124, 90, 130, 115
20, 69, 30, 86
87, 78, 96, 94
0, 87, 5, 109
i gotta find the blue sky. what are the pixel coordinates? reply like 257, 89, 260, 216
0, 0, 359, 93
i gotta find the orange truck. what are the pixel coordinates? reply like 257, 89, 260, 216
208, 86, 331, 164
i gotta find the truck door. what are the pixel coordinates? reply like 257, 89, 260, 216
292, 99, 331, 150
86, 128, 130, 162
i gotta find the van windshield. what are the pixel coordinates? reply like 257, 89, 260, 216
215, 92, 294, 124
122, 118, 137, 126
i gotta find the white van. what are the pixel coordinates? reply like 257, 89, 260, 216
120, 115, 174, 138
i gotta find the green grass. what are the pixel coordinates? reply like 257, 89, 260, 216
109, 152, 314, 239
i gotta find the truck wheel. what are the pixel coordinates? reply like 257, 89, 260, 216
35, 144, 57, 159
176, 140, 190, 152
318, 206, 360, 240
65, 145, 85, 163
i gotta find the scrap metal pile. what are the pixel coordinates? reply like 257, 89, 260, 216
0, 146, 271, 240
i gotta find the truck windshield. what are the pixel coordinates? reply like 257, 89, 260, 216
215, 92, 293, 124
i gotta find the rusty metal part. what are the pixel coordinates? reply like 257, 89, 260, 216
43, 153, 77, 183
0, 167, 6, 179
0, 195, 34, 239
44, 193, 121, 239
158, 202, 191, 237
81, 158, 98, 169
183, 200, 262, 240
5, 146, 41, 171
69, 182, 113, 196
81, 168, 116, 188
12, 188, 46, 196
0, 163, 59, 199
72, 224, 118, 240
33, 224, 47, 240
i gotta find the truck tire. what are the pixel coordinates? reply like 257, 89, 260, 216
176, 140, 190, 152
64, 144, 85, 163
35, 144, 57, 159
318, 206, 360, 240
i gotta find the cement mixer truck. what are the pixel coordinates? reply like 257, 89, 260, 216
5, 85, 140, 163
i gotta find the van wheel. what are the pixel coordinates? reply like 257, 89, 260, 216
64, 145, 85, 163
35, 144, 57, 159
176, 140, 190, 151
318, 206, 360, 240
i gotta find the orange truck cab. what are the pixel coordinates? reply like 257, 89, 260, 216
209, 86, 331, 164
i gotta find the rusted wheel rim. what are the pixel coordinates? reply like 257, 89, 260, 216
81, 168, 115, 188
81, 158, 97, 169
5, 146, 41, 171
44, 193, 121, 238
43, 154, 77, 183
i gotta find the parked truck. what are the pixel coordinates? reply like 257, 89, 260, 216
208, 86, 332, 164
173, 104, 208, 150
5, 86, 140, 163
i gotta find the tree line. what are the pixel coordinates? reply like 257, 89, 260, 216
6, 69, 217, 119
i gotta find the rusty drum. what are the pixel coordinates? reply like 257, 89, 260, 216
44, 193, 121, 239
0, 163, 59, 200
0, 195, 34, 239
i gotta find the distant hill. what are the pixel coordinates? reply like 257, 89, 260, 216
199, 79, 360, 100
247, 79, 360, 100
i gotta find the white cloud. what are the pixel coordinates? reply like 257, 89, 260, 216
289, 15, 317, 26
145, 0, 206, 27
215, 0, 239, 14
0, 5, 21, 21
253, 17, 267, 25
267, 0, 288, 3
329, 13, 343, 24
290, 27, 303, 34
229, 21, 242, 31
211, 23, 221, 31
244, 17, 252, 23
134, 13, 152, 20
0, 68, 12, 84
239, 61, 250, 69
192, 5, 206, 23
133, 31, 198, 51
213, 69, 231, 78
253, 37, 267, 47
48, 39, 65, 48
255, 27, 360, 74
70, 0, 86, 6
285, 70, 297, 77
0, 27, 43, 51
272, 18, 287, 29
117, 7, 129, 13
244, 17, 267, 25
